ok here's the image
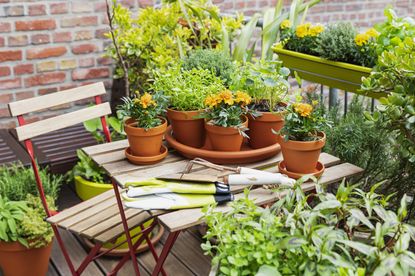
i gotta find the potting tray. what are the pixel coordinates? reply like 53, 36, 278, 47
164, 126, 281, 164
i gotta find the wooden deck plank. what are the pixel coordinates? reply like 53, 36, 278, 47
50, 229, 103, 276
47, 262, 60, 276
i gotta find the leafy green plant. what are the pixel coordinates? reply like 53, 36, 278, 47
151, 66, 225, 111
0, 196, 28, 246
72, 150, 108, 183
117, 92, 169, 129
375, 8, 415, 55
182, 49, 235, 87
361, 37, 415, 162
83, 115, 125, 144
230, 60, 290, 112
203, 180, 415, 275
0, 163, 61, 202
106, 0, 242, 94
278, 98, 330, 141
202, 90, 252, 130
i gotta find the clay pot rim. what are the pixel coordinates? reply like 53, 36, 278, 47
124, 117, 167, 135
125, 145, 168, 164
167, 108, 204, 121
205, 115, 248, 135
0, 240, 52, 252
248, 111, 285, 122
279, 132, 326, 151
278, 160, 325, 180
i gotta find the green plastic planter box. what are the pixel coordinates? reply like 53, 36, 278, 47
273, 44, 385, 99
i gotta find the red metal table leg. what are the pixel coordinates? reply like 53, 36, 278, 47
140, 223, 167, 276
151, 231, 181, 276
112, 180, 141, 276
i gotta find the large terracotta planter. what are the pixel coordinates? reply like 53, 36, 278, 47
124, 117, 167, 157
167, 108, 205, 148
248, 110, 285, 149
0, 241, 52, 276
278, 132, 326, 173
205, 116, 248, 152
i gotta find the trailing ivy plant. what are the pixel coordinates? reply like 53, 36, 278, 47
151, 66, 225, 111
203, 179, 415, 275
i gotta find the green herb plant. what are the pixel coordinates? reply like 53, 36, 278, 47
0, 196, 28, 246
230, 60, 290, 112
117, 92, 169, 129
203, 180, 415, 275
151, 66, 225, 111
83, 116, 125, 144
182, 49, 235, 87
72, 150, 108, 183
361, 37, 415, 162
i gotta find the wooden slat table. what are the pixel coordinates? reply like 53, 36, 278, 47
80, 140, 363, 275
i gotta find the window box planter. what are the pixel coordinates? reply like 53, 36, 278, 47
273, 44, 386, 98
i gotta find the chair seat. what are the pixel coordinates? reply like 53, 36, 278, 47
47, 189, 163, 244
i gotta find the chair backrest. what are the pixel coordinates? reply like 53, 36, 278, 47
8, 82, 111, 141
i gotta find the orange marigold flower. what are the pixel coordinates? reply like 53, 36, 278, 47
204, 95, 218, 108
294, 103, 313, 117
218, 90, 234, 105
235, 91, 251, 106
139, 93, 156, 109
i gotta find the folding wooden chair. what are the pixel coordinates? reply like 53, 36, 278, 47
8, 82, 163, 276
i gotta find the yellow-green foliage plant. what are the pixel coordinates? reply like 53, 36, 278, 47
106, 0, 243, 94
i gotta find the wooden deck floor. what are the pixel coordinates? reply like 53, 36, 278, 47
48, 185, 212, 276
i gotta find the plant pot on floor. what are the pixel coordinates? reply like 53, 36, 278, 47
248, 110, 285, 149
205, 116, 248, 152
0, 241, 52, 276
278, 132, 326, 174
124, 117, 167, 157
167, 108, 205, 148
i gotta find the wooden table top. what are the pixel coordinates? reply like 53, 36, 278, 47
82, 140, 364, 232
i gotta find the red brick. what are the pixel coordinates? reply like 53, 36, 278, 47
0, 50, 22, 62
31, 34, 50, 45
24, 72, 66, 87
0, 108, 11, 119
72, 68, 109, 80
75, 30, 93, 41
95, 28, 109, 39
72, 2, 92, 13
94, 2, 106, 12
27, 46, 67, 60
61, 16, 97, 28
53, 32, 72, 43
0, 37, 4, 47
0, 93, 13, 104
4, 5, 24, 16
15, 19, 56, 31
50, 3, 68, 14
78, 57, 94, 68
29, 4, 46, 16
72, 44, 97, 54
0, 79, 21, 91
8, 35, 28, 47
0, 66, 11, 77
15, 91, 35, 101
38, 87, 58, 95
14, 64, 34, 75
0, 23, 11, 33
97, 57, 112, 66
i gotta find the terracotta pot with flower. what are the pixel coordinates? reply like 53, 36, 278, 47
118, 92, 169, 159
202, 90, 252, 151
275, 99, 331, 178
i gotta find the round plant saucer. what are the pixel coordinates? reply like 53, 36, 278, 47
125, 145, 168, 165
278, 160, 325, 180
165, 126, 281, 164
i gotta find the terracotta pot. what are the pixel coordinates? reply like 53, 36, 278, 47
248, 111, 285, 149
0, 241, 52, 276
278, 132, 326, 173
205, 116, 248, 151
167, 108, 205, 148
124, 117, 167, 157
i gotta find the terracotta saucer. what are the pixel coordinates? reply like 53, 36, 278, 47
125, 145, 168, 165
165, 126, 281, 164
278, 160, 325, 180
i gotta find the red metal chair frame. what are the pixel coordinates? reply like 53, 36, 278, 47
14, 94, 166, 276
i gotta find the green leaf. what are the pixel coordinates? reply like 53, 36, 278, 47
313, 200, 341, 211
233, 14, 260, 62
338, 240, 376, 256
278, 236, 307, 249
349, 208, 374, 229
256, 265, 281, 276
373, 255, 397, 276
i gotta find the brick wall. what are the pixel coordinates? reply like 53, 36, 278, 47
0, 0, 413, 128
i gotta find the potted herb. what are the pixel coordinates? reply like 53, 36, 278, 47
203, 180, 415, 275
202, 90, 252, 151
276, 98, 330, 176
0, 164, 61, 276
152, 66, 225, 148
231, 60, 290, 149
118, 91, 169, 157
